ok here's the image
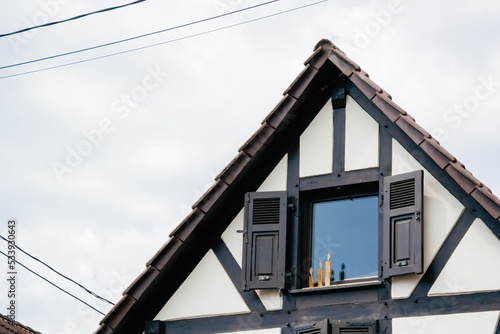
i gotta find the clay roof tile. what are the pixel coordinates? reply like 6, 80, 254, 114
349, 70, 384, 99
99, 295, 136, 330
238, 124, 276, 157
215, 151, 252, 185
283, 64, 319, 99
420, 137, 456, 169
0, 314, 42, 334
261, 94, 298, 130
123, 266, 160, 300
471, 186, 500, 219
371, 91, 407, 122
327, 49, 361, 76
445, 161, 483, 194
395, 114, 431, 145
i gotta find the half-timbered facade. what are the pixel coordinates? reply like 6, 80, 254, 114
95, 39, 500, 334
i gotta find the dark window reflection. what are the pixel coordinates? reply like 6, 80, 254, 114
312, 195, 378, 283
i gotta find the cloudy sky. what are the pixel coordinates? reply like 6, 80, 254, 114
0, 0, 499, 332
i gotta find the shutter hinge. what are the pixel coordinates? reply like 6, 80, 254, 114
380, 194, 384, 207
245, 193, 250, 202
415, 210, 421, 221
237, 230, 248, 243
243, 279, 248, 290
288, 198, 298, 217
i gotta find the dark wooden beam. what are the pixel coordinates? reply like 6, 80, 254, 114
212, 238, 266, 313
378, 127, 392, 300
411, 209, 475, 298
332, 103, 346, 174
299, 168, 379, 192
286, 137, 300, 296
161, 291, 500, 333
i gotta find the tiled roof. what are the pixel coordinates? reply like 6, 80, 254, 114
0, 314, 41, 334
94, 39, 500, 334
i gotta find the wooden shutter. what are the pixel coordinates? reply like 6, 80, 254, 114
295, 319, 330, 334
331, 321, 376, 334
242, 191, 287, 290
383, 170, 423, 277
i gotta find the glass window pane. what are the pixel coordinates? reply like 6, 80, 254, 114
312, 195, 378, 283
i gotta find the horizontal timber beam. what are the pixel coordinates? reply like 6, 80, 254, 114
157, 291, 500, 334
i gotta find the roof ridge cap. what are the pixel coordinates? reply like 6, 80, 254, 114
313, 38, 336, 51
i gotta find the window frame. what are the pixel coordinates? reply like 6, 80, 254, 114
300, 181, 380, 288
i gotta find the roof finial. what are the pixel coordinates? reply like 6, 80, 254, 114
314, 38, 335, 51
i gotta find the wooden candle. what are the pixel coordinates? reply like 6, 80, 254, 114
318, 261, 323, 287
325, 253, 331, 286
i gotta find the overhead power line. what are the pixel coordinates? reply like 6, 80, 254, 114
0, 249, 106, 315
0, 234, 115, 306
0, 0, 146, 38
0, 0, 280, 71
0, 0, 327, 80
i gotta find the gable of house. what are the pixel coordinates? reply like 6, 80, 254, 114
95, 39, 500, 334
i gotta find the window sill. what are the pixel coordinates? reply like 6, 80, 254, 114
289, 279, 383, 294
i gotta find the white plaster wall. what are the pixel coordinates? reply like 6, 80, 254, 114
221, 209, 244, 267
392, 311, 500, 334
255, 289, 282, 311
154, 250, 250, 321
391, 140, 465, 299
220, 329, 281, 334
344, 95, 379, 171
258, 154, 288, 192
299, 100, 333, 177
429, 218, 500, 295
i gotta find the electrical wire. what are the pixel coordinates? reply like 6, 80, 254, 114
0, 0, 146, 38
0, 234, 115, 306
0, 0, 280, 71
0, 0, 327, 80
0, 249, 106, 315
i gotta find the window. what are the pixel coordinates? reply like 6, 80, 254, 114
311, 195, 378, 282
242, 170, 423, 291
304, 184, 379, 286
